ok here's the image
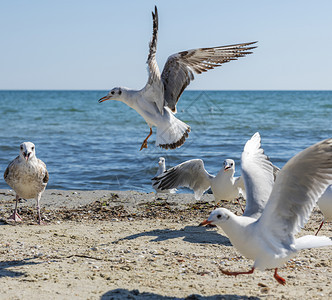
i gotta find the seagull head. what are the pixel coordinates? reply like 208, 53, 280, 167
158, 157, 165, 166
98, 87, 124, 103
20, 142, 36, 161
223, 159, 235, 172
199, 208, 231, 226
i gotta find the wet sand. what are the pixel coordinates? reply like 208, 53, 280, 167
0, 189, 331, 299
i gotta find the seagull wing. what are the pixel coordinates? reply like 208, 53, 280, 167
144, 6, 164, 114
152, 159, 213, 200
241, 132, 275, 219
161, 41, 257, 112
38, 159, 49, 184
256, 138, 332, 249
3, 156, 19, 180
234, 176, 246, 197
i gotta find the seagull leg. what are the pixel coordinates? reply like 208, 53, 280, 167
235, 197, 245, 213
274, 268, 286, 285
140, 128, 153, 151
219, 266, 255, 277
36, 193, 43, 225
315, 220, 325, 236
8, 194, 23, 222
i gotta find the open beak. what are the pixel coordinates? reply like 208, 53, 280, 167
98, 96, 110, 103
224, 166, 231, 171
199, 219, 212, 226
23, 152, 30, 161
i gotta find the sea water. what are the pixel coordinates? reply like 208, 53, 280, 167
0, 90, 331, 192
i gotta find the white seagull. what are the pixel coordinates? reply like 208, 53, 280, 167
4, 142, 49, 224
98, 6, 256, 150
152, 158, 245, 201
152, 157, 177, 194
315, 185, 332, 235
200, 134, 332, 285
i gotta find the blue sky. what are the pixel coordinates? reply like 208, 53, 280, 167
1, 0, 332, 90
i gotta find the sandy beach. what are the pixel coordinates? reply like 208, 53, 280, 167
0, 189, 331, 299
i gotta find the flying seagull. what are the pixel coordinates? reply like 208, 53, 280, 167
315, 185, 332, 235
99, 6, 257, 150
152, 158, 245, 201
4, 142, 49, 224
152, 157, 176, 194
200, 134, 332, 285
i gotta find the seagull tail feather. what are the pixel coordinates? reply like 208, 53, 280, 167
156, 109, 190, 150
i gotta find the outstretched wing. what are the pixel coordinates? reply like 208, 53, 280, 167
241, 132, 275, 219
152, 159, 213, 200
144, 6, 164, 113
234, 175, 246, 198
257, 138, 332, 249
161, 41, 257, 112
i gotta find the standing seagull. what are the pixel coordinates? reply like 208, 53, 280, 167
152, 158, 245, 201
315, 185, 332, 235
4, 142, 49, 224
99, 6, 257, 150
200, 136, 332, 285
152, 157, 176, 194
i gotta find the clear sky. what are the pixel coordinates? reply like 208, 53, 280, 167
1, 0, 332, 90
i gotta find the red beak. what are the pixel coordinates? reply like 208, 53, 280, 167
199, 219, 212, 226
98, 96, 109, 103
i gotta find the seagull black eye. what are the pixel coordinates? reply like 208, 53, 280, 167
32, 147, 35, 151
118, 90, 122, 95
20, 146, 23, 150
111, 91, 115, 95
217, 214, 221, 219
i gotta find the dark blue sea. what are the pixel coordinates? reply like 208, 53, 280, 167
0, 90, 331, 192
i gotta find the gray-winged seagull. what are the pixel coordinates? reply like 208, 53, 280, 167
152, 158, 245, 201
152, 157, 176, 194
200, 134, 332, 285
4, 142, 49, 224
99, 6, 257, 150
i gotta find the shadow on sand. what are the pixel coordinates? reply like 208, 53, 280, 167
114, 225, 231, 246
0, 257, 40, 278
101, 288, 261, 300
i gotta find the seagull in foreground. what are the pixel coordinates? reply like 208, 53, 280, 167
152, 157, 176, 194
152, 158, 245, 201
315, 185, 332, 235
200, 134, 332, 285
98, 6, 257, 150
4, 142, 49, 224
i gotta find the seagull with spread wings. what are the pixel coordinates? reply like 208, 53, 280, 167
152, 158, 245, 201
99, 6, 257, 150
200, 134, 332, 285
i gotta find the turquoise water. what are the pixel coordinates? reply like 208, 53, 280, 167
0, 90, 331, 192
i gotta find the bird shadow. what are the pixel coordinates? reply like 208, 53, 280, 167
100, 288, 261, 300
0, 257, 40, 278
114, 225, 231, 246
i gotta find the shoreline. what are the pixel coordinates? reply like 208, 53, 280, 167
0, 189, 331, 299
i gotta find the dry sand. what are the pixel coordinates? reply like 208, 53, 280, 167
0, 189, 331, 300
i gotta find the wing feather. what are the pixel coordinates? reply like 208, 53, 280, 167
241, 132, 275, 218
144, 6, 164, 113
161, 42, 257, 112
152, 159, 213, 200
257, 138, 332, 249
